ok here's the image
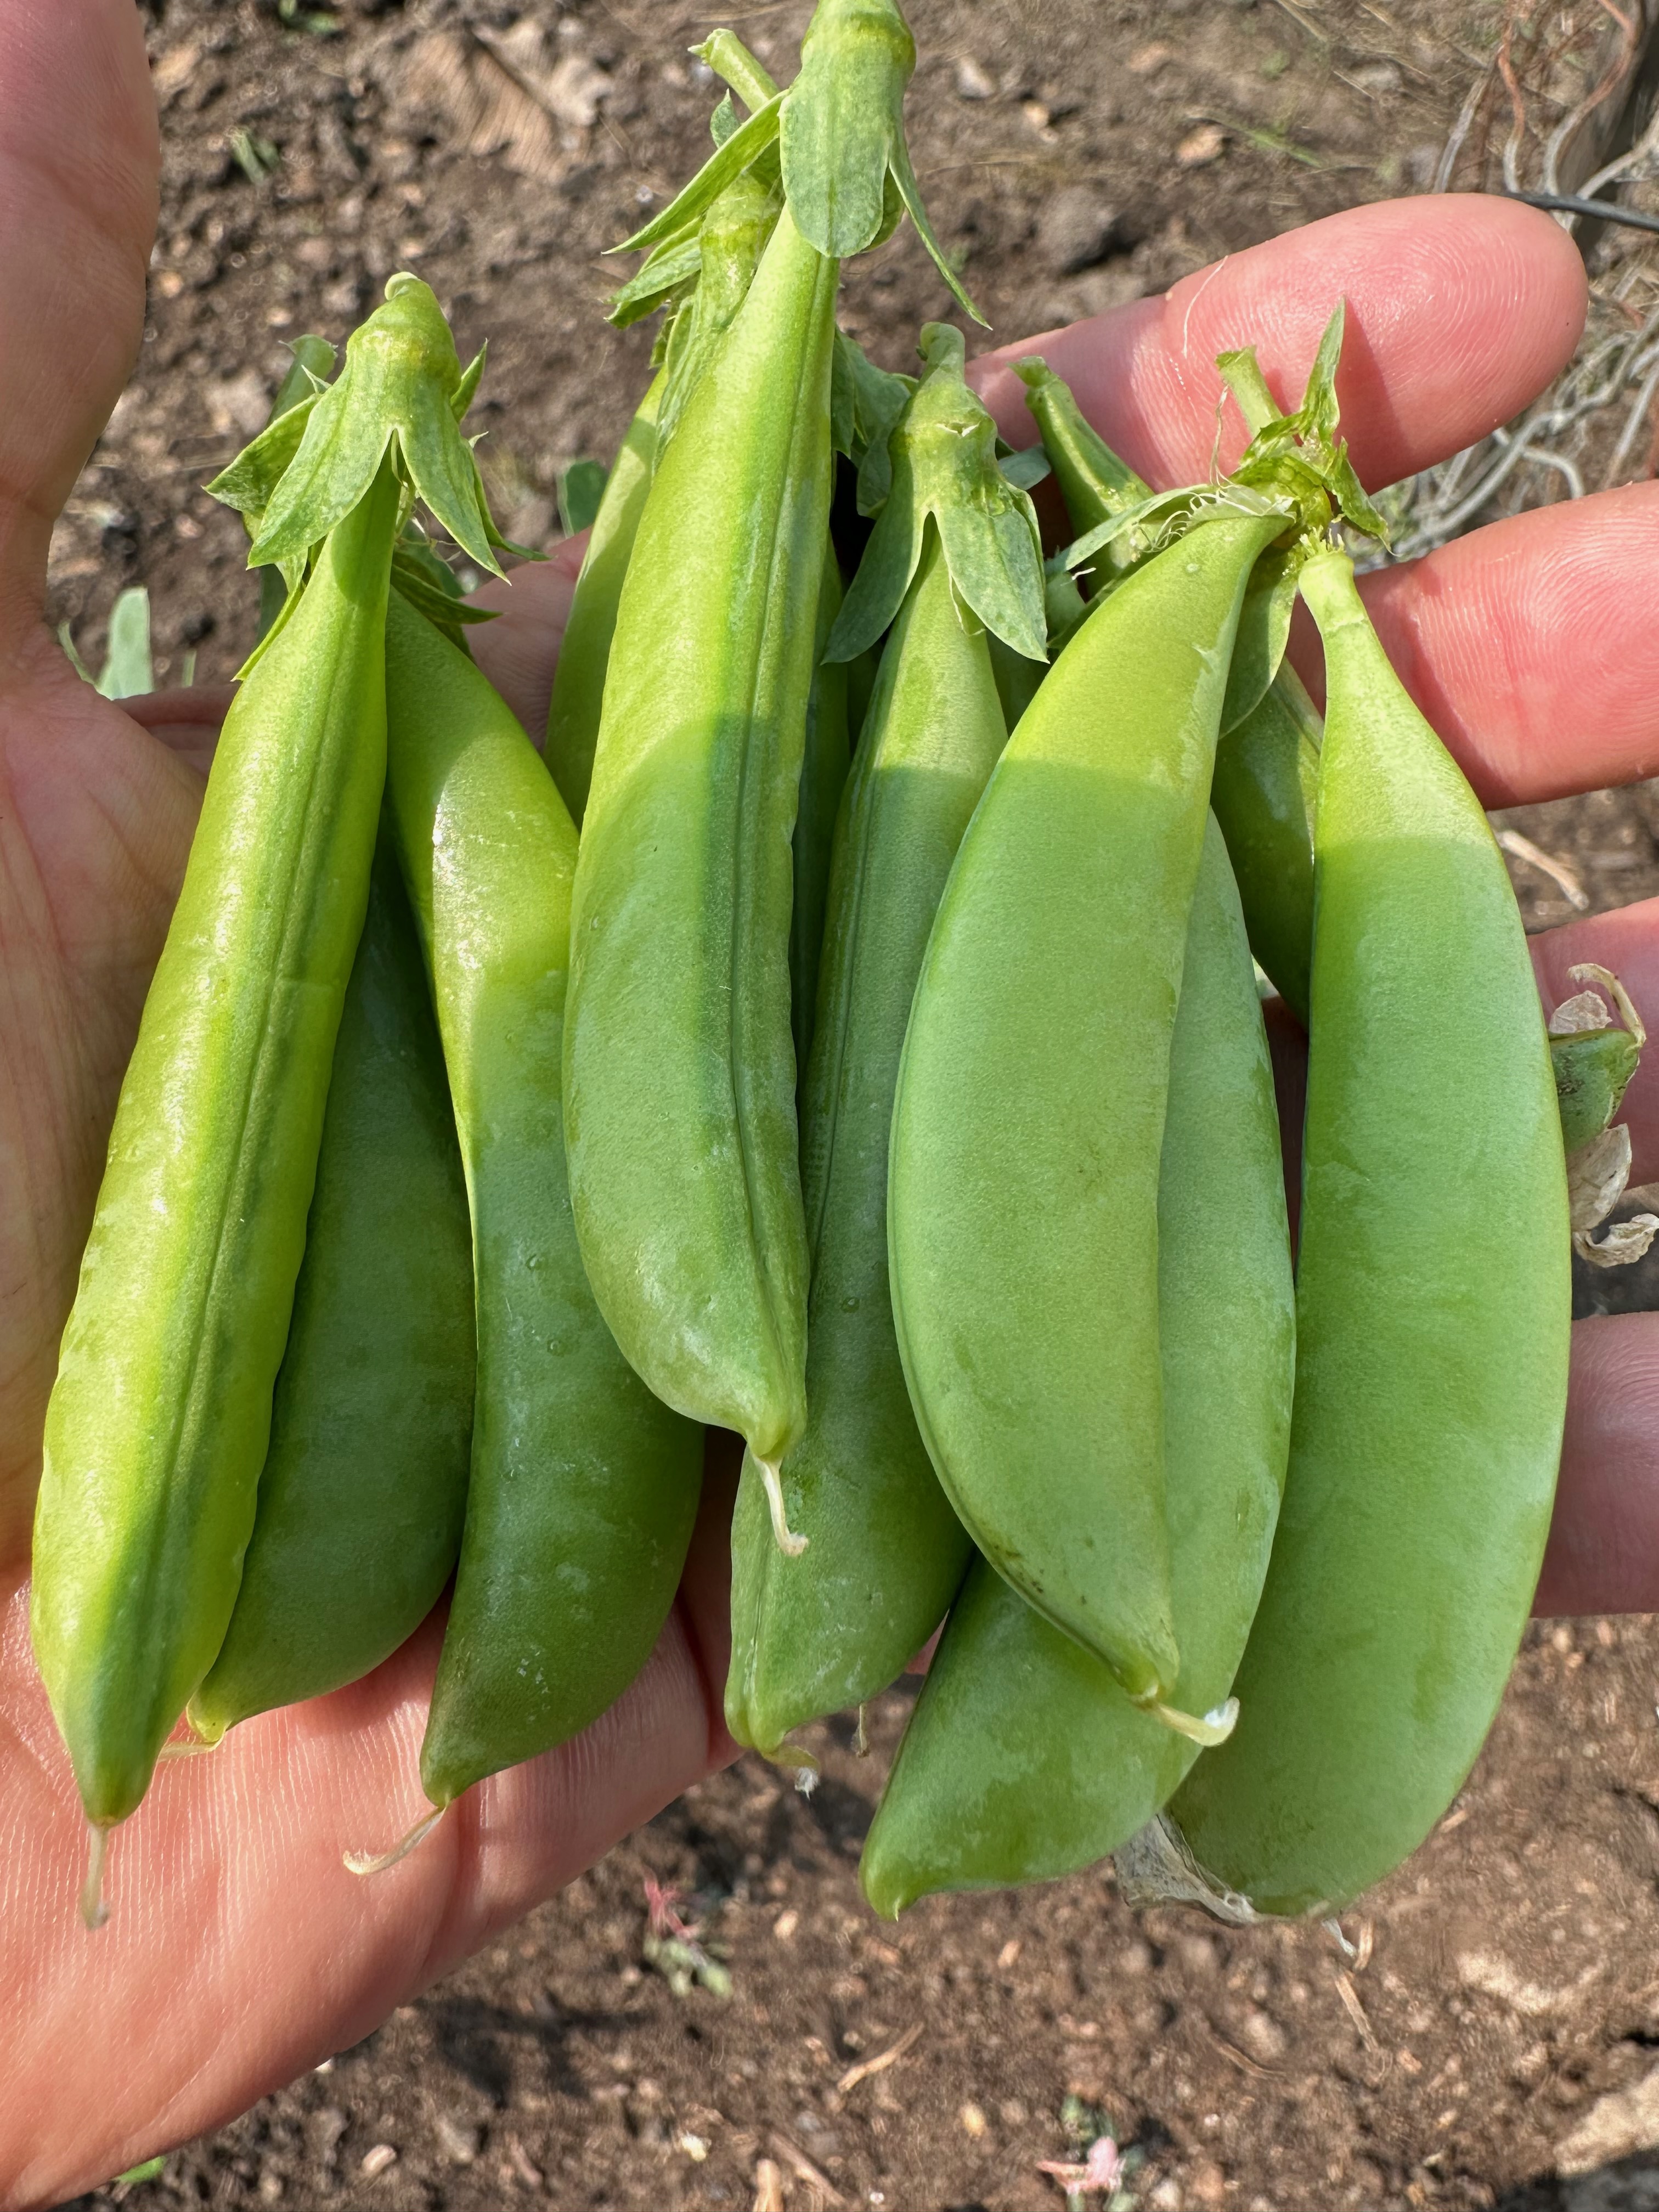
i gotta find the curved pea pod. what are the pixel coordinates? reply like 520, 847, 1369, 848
861, 815, 1294, 1912
1167, 548, 1571, 1916
563, 205, 838, 1472
1210, 663, 1321, 1021
30, 461, 400, 1848
188, 834, 475, 1741
887, 505, 1286, 1709
728, 522, 1013, 1757
791, 549, 851, 1090
381, 594, 703, 1809
545, 369, 664, 823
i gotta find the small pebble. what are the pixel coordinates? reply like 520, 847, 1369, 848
360, 2145, 398, 2181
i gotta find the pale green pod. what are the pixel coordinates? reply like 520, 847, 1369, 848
564, 206, 838, 1470
1168, 549, 1571, 1915
887, 507, 1285, 1706
861, 815, 1293, 1911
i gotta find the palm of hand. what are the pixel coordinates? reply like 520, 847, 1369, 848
8, 3, 1659, 2205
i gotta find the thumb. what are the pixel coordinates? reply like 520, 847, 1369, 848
0, 0, 157, 650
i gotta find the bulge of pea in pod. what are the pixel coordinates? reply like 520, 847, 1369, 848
1166, 547, 1571, 1916
380, 595, 704, 1820
887, 506, 1288, 1712
187, 832, 475, 1742
30, 459, 402, 1849
563, 205, 837, 1476
861, 813, 1294, 1913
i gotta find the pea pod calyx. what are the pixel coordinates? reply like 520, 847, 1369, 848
827, 322, 1046, 665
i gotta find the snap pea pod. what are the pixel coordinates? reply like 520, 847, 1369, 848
381, 594, 704, 1814
31, 455, 400, 1846
1018, 356, 1321, 1018
1554, 1024, 1641, 1154
544, 369, 664, 823
861, 813, 1293, 1913
564, 204, 836, 1477
888, 504, 1286, 1712
728, 329, 1047, 1753
32, 280, 503, 1894
1167, 548, 1571, 1915
188, 832, 474, 1741
791, 549, 851, 1090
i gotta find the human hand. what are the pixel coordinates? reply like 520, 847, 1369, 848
0, 7, 1639, 2203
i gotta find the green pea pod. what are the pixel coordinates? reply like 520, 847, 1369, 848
1167, 548, 1571, 1916
888, 504, 1286, 1712
791, 549, 851, 1090
31, 455, 400, 1846
544, 369, 664, 823
1210, 664, 1321, 1022
729, 464, 1042, 1754
1018, 356, 1321, 1018
564, 205, 838, 1475
381, 594, 704, 1811
188, 833, 475, 1741
861, 813, 1294, 1912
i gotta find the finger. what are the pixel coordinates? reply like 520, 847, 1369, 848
0, 0, 157, 635
123, 685, 232, 780
974, 195, 1585, 494
3, 1438, 735, 2204
1535, 1312, 1659, 1616
466, 536, 586, 746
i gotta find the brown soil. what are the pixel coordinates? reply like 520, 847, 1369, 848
54, 2, 1659, 2208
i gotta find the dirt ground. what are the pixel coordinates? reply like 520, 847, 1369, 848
50, 0, 1659, 2206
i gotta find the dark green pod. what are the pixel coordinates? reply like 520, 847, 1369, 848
727, 522, 997, 1757
1210, 664, 1321, 1021
544, 370, 664, 824
791, 549, 851, 1090
188, 834, 474, 1740
862, 815, 1293, 1912
383, 595, 703, 1808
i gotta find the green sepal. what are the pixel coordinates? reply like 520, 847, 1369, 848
452, 345, 486, 422
827, 321, 1045, 663
712, 92, 739, 146
780, 0, 983, 323
207, 395, 319, 522
617, 93, 784, 253
998, 444, 1051, 493
607, 232, 702, 328
246, 275, 505, 576
273, 334, 336, 419
1220, 548, 1297, 733
1043, 558, 1087, 651
831, 332, 857, 459
833, 330, 914, 497
693, 30, 780, 111
560, 458, 609, 537
390, 544, 499, 644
